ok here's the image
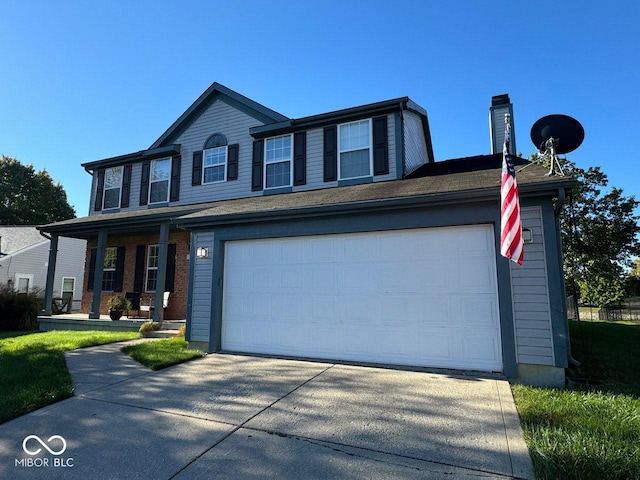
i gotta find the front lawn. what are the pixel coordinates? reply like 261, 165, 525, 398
0, 330, 139, 424
512, 319, 640, 479
121, 338, 202, 370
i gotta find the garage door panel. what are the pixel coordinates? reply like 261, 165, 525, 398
222, 226, 502, 372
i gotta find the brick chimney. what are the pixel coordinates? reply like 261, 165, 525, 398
489, 94, 516, 155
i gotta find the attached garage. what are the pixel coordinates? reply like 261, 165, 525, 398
221, 225, 502, 372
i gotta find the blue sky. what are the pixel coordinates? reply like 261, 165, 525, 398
1, 0, 638, 216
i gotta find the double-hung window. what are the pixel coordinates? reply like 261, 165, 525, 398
338, 119, 372, 180
264, 134, 292, 189
146, 245, 159, 292
102, 247, 118, 291
149, 158, 171, 204
203, 146, 227, 183
103, 166, 122, 209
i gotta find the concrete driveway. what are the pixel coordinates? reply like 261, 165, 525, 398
0, 346, 533, 479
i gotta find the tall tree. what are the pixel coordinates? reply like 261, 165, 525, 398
543, 157, 640, 306
0, 155, 76, 224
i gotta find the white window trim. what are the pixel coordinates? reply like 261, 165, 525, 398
145, 244, 159, 293
102, 247, 118, 291
202, 145, 228, 184
102, 166, 123, 210
14, 274, 34, 293
337, 118, 373, 181
149, 158, 171, 204
264, 134, 293, 189
61, 277, 76, 297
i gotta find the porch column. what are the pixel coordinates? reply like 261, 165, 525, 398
152, 223, 170, 322
89, 230, 107, 319
40, 233, 59, 316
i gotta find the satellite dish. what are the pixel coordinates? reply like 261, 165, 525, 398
530, 114, 584, 154
530, 114, 584, 176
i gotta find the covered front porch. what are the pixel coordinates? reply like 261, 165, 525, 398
38, 312, 186, 333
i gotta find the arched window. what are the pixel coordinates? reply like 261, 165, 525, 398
202, 133, 228, 183
204, 133, 227, 150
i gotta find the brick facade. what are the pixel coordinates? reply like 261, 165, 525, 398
81, 231, 191, 320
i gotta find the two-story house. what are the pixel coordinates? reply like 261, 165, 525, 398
39, 83, 575, 387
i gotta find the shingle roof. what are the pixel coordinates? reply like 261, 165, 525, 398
40, 154, 575, 236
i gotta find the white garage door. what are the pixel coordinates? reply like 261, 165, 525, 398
222, 225, 502, 371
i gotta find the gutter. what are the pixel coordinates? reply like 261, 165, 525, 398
554, 186, 580, 367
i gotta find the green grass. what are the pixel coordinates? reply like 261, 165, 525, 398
121, 338, 202, 370
512, 319, 640, 479
0, 330, 139, 424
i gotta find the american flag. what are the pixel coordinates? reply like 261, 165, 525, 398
500, 114, 524, 265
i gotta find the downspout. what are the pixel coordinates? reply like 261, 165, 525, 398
554, 187, 580, 367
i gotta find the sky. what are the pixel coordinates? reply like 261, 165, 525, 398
1, 0, 638, 217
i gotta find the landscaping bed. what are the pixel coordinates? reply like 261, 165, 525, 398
512, 319, 640, 479
121, 338, 202, 370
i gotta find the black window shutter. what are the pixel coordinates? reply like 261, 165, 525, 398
140, 162, 150, 206
94, 170, 105, 212
113, 246, 126, 292
373, 116, 389, 176
251, 139, 264, 191
121, 164, 132, 208
192, 151, 203, 186
227, 144, 239, 181
133, 245, 146, 293
170, 155, 181, 202
293, 132, 307, 186
164, 243, 177, 293
87, 248, 97, 291
323, 126, 338, 182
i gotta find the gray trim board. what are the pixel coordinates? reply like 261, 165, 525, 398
185, 233, 196, 341
395, 111, 404, 178
82, 145, 181, 171
151, 83, 288, 149
337, 177, 373, 187
201, 200, 517, 376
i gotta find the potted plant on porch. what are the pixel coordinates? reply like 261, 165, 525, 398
107, 295, 132, 321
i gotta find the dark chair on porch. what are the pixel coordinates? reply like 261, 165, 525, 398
125, 292, 142, 318
51, 292, 73, 315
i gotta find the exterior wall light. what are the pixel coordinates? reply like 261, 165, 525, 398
196, 247, 209, 259
522, 228, 533, 244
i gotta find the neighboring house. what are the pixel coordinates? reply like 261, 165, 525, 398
38, 83, 575, 386
0, 226, 86, 309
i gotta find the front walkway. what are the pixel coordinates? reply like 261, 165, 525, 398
0, 345, 534, 479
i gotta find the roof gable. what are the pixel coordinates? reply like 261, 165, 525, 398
150, 82, 289, 149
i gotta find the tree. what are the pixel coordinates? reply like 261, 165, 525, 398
0, 155, 76, 225
543, 157, 640, 306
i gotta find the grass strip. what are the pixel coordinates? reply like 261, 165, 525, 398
512, 319, 640, 479
121, 338, 202, 370
0, 330, 139, 424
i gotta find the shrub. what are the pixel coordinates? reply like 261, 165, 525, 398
107, 295, 132, 311
176, 324, 186, 338
139, 321, 161, 337
0, 283, 42, 331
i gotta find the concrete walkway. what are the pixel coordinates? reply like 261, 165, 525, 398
0, 342, 534, 479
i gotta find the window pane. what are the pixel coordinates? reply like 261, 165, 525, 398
340, 120, 370, 151
203, 147, 226, 167
102, 271, 115, 291
62, 278, 74, 293
104, 247, 117, 269
266, 161, 291, 188
204, 165, 225, 183
103, 188, 120, 209
17, 278, 29, 293
104, 166, 122, 189
340, 149, 371, 179
150, 159, 171, 182
266, 135, 292, 163
146, 270, 157, 292
149, 180, 169, 203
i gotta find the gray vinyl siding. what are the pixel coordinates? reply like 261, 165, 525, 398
89, 106, 401, 215
189, 231, 214, 342
511, 206, 554, 365
0, 237, 86, 301
403, 110, 428, 175
293, 113, 397, 192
